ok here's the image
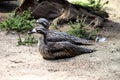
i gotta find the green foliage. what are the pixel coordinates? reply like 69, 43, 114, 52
0, 10, 35, 33
0, 10, 37, 46
71, 0, 109, 11
66, 18, 99, 39
17, 34, 38, 46
87, 28, 100, 39
71, 0, 90, 7
67, 19, 87, 38
89, 0, 109, 11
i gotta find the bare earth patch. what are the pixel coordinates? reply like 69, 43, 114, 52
0, 0, 120, 80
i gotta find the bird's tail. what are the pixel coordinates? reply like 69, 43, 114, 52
72, 38, 94, 45
77, 47, 96, 54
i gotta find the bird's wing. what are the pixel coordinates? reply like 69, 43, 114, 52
47, 31, 93, 45
55, 42, 95, 55
47, 41, 95, 59
47, 41, 77, 54
46, 31, 67, 42
60, 32, 94, 45
47, 42, 66, 53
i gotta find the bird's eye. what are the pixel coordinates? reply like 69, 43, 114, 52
37, 30, 41, 33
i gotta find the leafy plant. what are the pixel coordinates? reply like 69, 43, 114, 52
17, 34, 38, 46
0, 10, 37, 45
0, 10, 35, 33
88, 0, 109, 11
66, 17, 99, 39
67, 19, 86, 38
71, 0, 109, 11
87, 28, 100, 40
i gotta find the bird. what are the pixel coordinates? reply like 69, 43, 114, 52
36, 18, 94, 45
29, 27, 96, 60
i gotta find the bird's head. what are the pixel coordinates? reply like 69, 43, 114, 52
36, 18, 50, 29
28, 27, 48, 45
29, 26, 47, 35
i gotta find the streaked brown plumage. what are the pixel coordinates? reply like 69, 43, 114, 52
30, 27, 95, 60
36, 18, 94, 45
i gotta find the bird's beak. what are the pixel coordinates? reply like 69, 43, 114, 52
28, 28, 37, 34
32, 28, 37, 33
36, 20, 39, 23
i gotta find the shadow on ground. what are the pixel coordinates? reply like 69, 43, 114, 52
102, 19, 120, 39
0, 1, 19, 12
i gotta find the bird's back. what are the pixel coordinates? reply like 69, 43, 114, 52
46, 31, 93, 45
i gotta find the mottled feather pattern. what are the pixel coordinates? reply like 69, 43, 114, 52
30, 18, 96, 60
46, 31, 93, 45
38, 40, 95, 60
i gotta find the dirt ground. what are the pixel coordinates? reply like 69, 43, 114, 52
0, 0, 120, 80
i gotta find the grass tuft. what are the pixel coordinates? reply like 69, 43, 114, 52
0, 10, 35, 33
0, 10, 37, 46
66, 18, 99, 39
17, 34, 38, 46
71, 0, 109, 11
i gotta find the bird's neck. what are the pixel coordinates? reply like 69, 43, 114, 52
43, 34, 47, 45
38, 33, 47, 46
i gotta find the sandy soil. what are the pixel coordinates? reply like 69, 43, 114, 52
0, 0, 120, 80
